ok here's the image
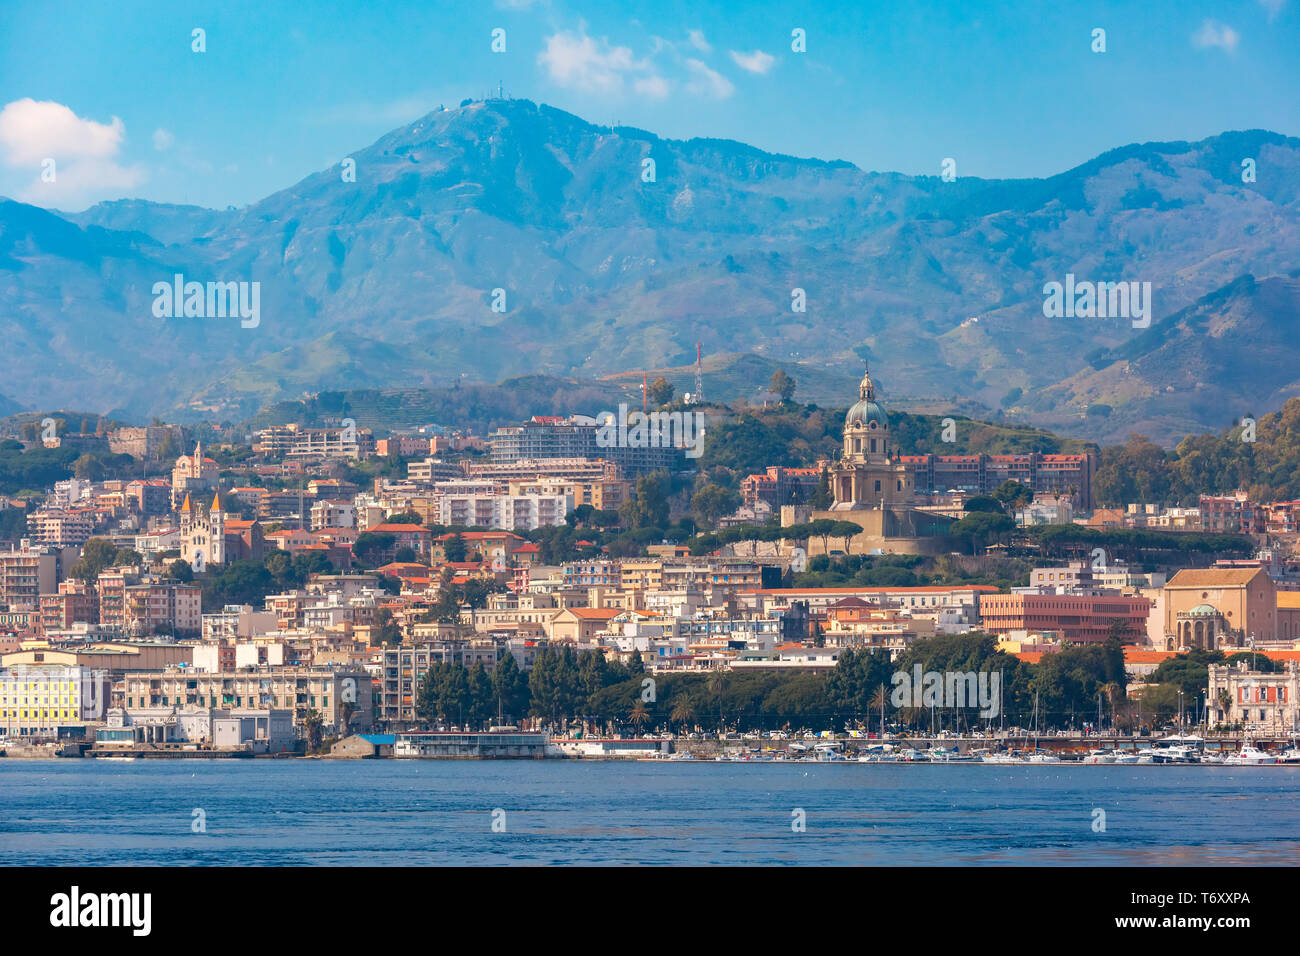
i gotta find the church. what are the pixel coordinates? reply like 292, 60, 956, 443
828, 365, 914, 509
179, 491, 226, 571
785, 363, 956, 555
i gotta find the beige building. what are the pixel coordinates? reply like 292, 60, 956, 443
1161, 567, 1300, 650
1207, 662, 1299, 733
115, 665, 372, 734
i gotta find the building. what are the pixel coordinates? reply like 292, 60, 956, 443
0, 664, 111, 737
1199, 492, 1262, 534
1207, 662, 1299, 733
171, 442, 219, 507
979, 593, 1151, 644
1161, 567, 1291, 650
741, 466, 823, 509
108, 425, 183, 460
179, 491, 225, 570
380, 642, 502, 725
253, 423, 375, 461
26, 508, 95, 547
791, 364, 957, 555
904, 453, 1094, 510
115, 665, 373, 735
0, 542, 59, 611
829, 365, 914, 510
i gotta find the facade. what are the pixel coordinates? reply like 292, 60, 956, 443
979, 593, 1151, 644
380, 642, 502, 725
115, 666, 373, 734
1161, 567, 1286, 650
0, 664, 111, 737
26, 508, 96, 547
829, 365, 914, 510
741, 466, 823, 508
179, 492, 225, 570
171, 442, 219, 507
903, 453, 1094, 510
1207, 662, 1299, 733
253, 424, 375, 461
0, 543, 59, 611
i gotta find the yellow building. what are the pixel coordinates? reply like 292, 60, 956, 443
1161, 567, 1294, 649
0, 665, 111, 736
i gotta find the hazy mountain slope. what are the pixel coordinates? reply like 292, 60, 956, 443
0, 99, 1296, 442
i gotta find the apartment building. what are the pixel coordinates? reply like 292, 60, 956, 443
0, 664, 112, 737
0, 542, 59, 611
116, 665, 373, 734
380, 641, 503, 725
254, 423, 376, 461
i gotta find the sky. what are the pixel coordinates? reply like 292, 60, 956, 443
0, 0, 1296, 210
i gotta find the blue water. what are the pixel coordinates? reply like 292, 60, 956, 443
2, 760, 1298, 865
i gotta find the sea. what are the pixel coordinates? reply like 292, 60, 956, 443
2, 760, 1298, 866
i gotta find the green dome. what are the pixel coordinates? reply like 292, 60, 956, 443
1188, 604, 1218, 616
846, 364, 888, 428
846, 400, 889, 428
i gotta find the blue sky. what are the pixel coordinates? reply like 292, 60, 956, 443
0, 0, 1296, 210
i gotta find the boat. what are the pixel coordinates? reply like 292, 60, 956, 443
1083, 749, 1117, 765
981, 751, 1023, 764
97, 755, 137, 762
898, 748, 929, 762
1112, 751, 1142, 765
1224, 745, 1279, 766
1023, 750, 1061, 764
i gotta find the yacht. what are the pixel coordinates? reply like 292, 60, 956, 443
1111, 751, 1142, 765
981, 751, 1024, 764
1024, 750, 1061, 764
1224, 745, 1279, 765
1083, 749, 1117, 765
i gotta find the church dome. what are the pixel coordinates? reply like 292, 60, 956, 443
1188, 603, 1218, 616
845, 364, 888, 428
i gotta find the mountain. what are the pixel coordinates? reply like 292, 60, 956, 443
0, 98, 1297, 441
1036, 275, 1300, 442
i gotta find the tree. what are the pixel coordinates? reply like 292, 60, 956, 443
691, 483, 740, 528
303, 709, 324, 752
810, 466, 832, 509
164, 559, 194, 583
670, 700, 696, 733
443, 533, 468, 563
646, 377, 675, 406
628, 700, 650, 732
70, 538, 120, 583
491, 652, 530, 724
770, 369, 796, 402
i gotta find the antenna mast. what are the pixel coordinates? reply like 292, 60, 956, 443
694, 342, 704, 405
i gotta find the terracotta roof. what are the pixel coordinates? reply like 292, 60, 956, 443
565, 607, 624, 620
1167, 568, 1264, 587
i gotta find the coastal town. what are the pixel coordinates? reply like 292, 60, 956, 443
0, 364, 1296, 765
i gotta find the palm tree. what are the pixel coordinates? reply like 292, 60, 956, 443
707, 670, 729, 733
869, 684, 889, 737
670, 700, 696, 734
628, 700, 650, 734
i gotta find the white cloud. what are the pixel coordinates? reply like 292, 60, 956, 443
687, 29, 711, 53
0, 98, 125, 165
0, 99, 144, 208
538, 29, 642, 95
1259, 0, 1286, 21
152, 128, 175, 151
1191, 19, 1240, 53
729, 49, 775, 74
684, 58, 734, 99
634, 75, 671, 99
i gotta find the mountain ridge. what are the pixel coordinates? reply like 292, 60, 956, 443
0, 98, 1297, 443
